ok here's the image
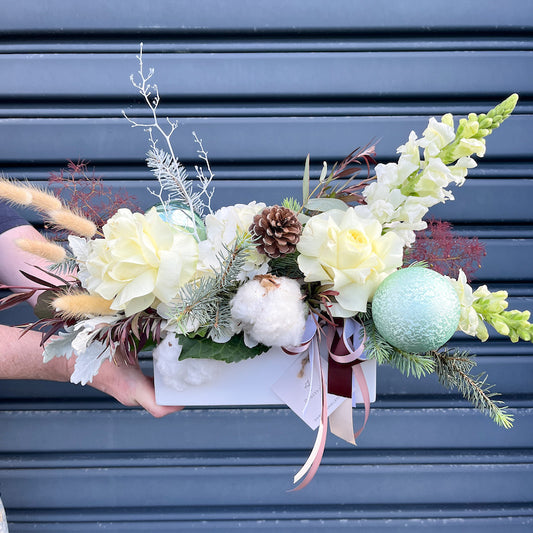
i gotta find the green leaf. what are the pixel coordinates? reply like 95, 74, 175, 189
302, 154, 310, 204
305, 197, 349, 212
178, 333, 269, 363
34, 289, 59, 319
319, 161, 328, 182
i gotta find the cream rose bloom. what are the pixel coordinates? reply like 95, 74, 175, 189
76, 208, 198, 316
297, 207, 404, 316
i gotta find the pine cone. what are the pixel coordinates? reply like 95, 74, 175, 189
250, 205, 302, 258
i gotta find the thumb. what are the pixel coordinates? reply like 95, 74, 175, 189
135, 374, 184, 418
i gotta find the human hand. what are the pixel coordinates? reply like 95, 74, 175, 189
88, 358, 184, 418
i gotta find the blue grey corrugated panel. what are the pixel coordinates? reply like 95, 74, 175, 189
1, 0, 533, 32
1, 2, 533, 531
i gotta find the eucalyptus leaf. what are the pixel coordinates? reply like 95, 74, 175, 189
34, 289, 60, 319
178, 333, 269, 363
305, 197, 349, 212
297, 212, 310, 224
302, 154, 310, 203
319, 161, 328, 182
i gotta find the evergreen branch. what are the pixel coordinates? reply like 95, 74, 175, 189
386, 349, 436, 379
360, 311, 395, 365
268, 252, 303, 279
146, 148, 205, 216
282, 197, 302, 212
431, 349, 514, 428
47, 250, 79, 275
360, 309, 434, 377
165, 234, 254, 337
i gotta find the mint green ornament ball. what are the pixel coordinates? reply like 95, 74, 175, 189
371, 267, 461, 353
152, 201, 206, 240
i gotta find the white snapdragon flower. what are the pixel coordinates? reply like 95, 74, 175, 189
419, 116, 456, 158
396, 131, 422, 175
414, 157, 457, 203
449, 156, 478, 185
446, 270, 485, 338
452, 138, 486, 159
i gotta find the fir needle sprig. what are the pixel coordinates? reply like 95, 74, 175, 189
163, 233, 255, 339
430, 349, 514, 428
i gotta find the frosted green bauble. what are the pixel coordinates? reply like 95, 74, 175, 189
152, 201, 206, 240
371, 267, 461, 353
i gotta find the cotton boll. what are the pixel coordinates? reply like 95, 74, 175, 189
230, 276, 307, 347
153, 334, 225, 391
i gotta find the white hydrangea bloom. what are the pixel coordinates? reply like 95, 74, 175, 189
198, 201, 269, 281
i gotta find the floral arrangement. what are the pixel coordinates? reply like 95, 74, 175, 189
0, 48, 530, 490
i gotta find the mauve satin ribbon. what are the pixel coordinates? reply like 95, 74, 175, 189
283, 316, 371, 490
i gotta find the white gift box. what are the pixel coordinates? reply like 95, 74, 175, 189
154, 341, 376, 430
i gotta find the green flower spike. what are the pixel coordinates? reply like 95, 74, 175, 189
439, 94, 519, 165
472, 285, 533, 343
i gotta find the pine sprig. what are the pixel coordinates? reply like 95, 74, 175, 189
164, 234, 254, 339
268, 252, 303, 279
430, 349, 514, 428
47, 250, 79, 276
386, 349, 436, 379
146, 148, 206, 216
361, 309, 435, 377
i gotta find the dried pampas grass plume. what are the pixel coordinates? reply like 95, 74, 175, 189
0, 178, 33, 206
0, 178, 98, 238
47, 208, 97, 238
25, 185, 63, 212
53, 292, 115, 319
15, 238, 66, 263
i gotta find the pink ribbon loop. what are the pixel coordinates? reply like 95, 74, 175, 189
284, 316, 372, 490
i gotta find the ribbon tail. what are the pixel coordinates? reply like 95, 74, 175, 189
353, 364, 371, 439
329, 364, 371, 445
290, 364, 328, 491
302, 338, 316, 414
329, 398, 356, 445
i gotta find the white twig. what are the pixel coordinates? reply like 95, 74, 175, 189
193, 132, 215, 214
122, 43, 216, 238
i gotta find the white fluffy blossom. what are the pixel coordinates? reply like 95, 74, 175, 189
153, 334, 226, 391
230, 276, 307, 347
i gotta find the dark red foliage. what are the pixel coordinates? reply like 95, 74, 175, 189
48, 160, 139, 238
405, 219, 486, 281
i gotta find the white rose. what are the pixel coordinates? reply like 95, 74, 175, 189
297, 206, 404, 316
